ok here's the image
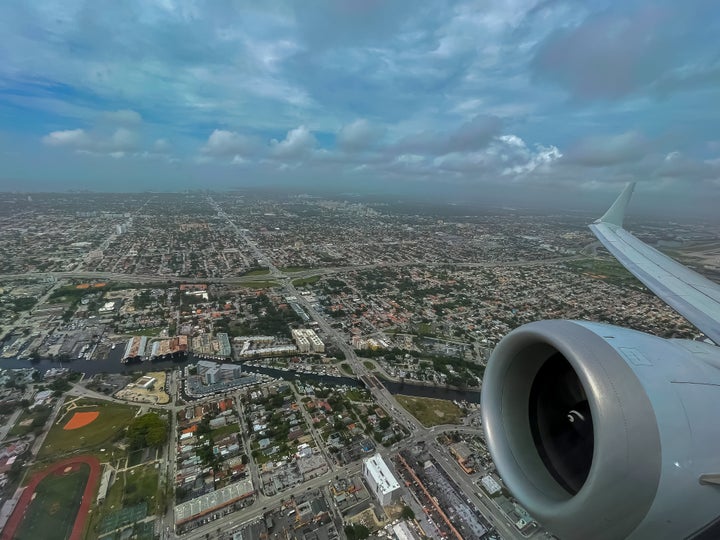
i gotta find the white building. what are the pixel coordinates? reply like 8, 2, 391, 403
363, 453, 400, 506
292, 328, 325, 354
393, 521, 420, 540
481, 475, 501, 495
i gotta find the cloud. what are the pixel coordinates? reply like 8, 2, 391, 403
42, 129, 90, 148
563, 131, 648, 167
153, 138, 171, 152
42, 127, 139, 154
271, 125, 317, 159
654, 151, 720, 181
394, 115, 502, 156
201, 130, 262, 157
337, 119, 385, 152
533, 9, 669, 99
433, 134, 561, 177
102, 109, 142, 125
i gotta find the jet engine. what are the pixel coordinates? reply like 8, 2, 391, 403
481, 319, 720, 539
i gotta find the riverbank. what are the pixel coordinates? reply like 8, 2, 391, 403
0, 355, 481, 403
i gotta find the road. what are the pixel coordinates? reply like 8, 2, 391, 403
18, 197, 552, 539
199, 198, 530, 539
0, 254, 581, 285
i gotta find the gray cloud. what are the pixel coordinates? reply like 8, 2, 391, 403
532, 6, 676, 100
393, 115, 503, 156
563, 131, 648, 167
337, 119, 385, 152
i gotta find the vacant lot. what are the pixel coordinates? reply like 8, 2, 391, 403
39, 399, 138, 460
394, 395, 463, 427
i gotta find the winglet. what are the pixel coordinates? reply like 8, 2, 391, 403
595, 182, 636, 227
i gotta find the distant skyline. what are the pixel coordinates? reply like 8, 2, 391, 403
1, 1, 720, 218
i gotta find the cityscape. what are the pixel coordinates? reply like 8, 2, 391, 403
0, 191, 716, 540
1, 1, 719, 538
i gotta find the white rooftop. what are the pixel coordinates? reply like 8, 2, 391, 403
364, 453, 400, 494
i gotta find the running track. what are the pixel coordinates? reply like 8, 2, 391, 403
1, 455, 101, 540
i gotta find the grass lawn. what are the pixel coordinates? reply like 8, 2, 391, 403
243, 268, 270, 276
38, 399, 138, 461
239, 280, 278, 288
340, 362, 354, 375
126, 327, 164, 337
9, 407, 51, 437
15, 463, 89, 540
123, 464, 160, 512
86, 465, 158, 538
291, 275, 320, 287
394, 395, 464, 427
344, 389, 367, 402
211, 423, 241, 440
280, 266, 314, 273
362, 360, 376, 370
564, 258, 640, 287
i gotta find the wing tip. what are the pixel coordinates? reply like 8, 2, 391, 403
597, 182, 636, 227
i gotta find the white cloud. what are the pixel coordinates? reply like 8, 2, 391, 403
42, 129, 89, 147
338, 119, 385, 152
271, 125, 317, 159
201, 130, 261, 157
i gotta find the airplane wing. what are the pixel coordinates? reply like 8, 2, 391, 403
589, 182, 720, 345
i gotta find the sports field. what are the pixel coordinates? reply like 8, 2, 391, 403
13, 463, 89, 540
2, 456, 101, 540
39, 400, 138, 459
64, 411, 99, 430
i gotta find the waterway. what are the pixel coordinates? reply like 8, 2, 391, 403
0, 354, 481, 403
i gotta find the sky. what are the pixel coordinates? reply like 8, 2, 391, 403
1, 0, 720, 217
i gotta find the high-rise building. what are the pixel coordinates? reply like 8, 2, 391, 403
363, 453, 400, 506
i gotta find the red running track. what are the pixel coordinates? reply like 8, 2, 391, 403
1, 455, 101, 540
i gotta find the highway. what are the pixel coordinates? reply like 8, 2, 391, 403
195, 198, 530, 539
0, 254, 580, 285
22, 197, 543, 539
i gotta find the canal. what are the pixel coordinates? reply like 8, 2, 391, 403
0, 354, 481, 403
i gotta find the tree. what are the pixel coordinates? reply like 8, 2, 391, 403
400, 506, 415, 520
344, 524, 370, 540
127, 412, 168, 449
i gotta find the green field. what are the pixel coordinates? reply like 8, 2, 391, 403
564, 258, 640, 287
14, 463, 89, 540
291, 275, 320, 287
121, 465, 160, 511
9, 407, 52, 437
344, 388, 367, 402
126, 327, 164, 337
281, 266, 316, 273
243, 267, 271, 276
87, 464, 159, 538
38, 400, 138, 460
395, 395, 464, 427
211, 423, 241, 439
239, 280, 278, 288
362, 360, 376, 370
340, 362, 354, 375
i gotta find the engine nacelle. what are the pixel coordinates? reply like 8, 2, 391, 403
481, 320, 720, 539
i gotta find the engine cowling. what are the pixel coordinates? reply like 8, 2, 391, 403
481, 320, 720, 540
